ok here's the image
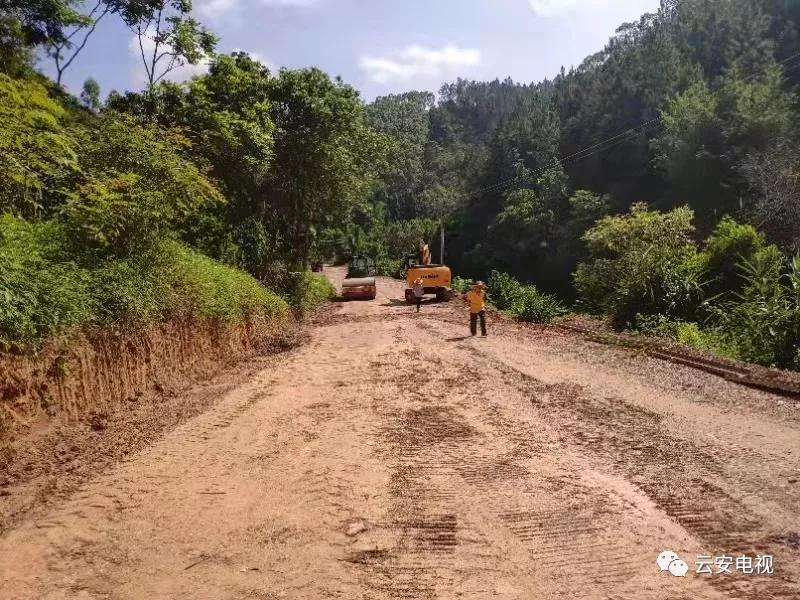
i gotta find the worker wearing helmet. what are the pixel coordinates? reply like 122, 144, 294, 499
412, 278, 425, 312
466, 281, 487, 336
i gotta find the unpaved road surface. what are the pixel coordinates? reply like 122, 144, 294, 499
1, 267, 799, 599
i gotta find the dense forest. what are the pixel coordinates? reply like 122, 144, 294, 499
2, 0, 800, 369
359, 0, 800, 369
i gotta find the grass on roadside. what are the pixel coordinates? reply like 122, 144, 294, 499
0, 215, 291, 350
487, 270, 568, 323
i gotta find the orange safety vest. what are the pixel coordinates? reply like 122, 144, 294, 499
466, 289, 486, 313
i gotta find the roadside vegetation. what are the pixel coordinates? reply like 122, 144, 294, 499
0, 3, 364, 350
0, 215, 289, 350
487, 271, 568, 324
2, 0, 800, 370
575, 206, 800, 368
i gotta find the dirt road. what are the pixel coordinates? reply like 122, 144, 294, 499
1, 267, 799, 599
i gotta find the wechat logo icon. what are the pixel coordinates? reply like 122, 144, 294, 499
657, 550, 689, 577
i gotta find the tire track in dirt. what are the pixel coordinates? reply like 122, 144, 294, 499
357, 333, 718, 599
457, 338, 800, 599
0, 269, 797, 599
348, 346, 528, 599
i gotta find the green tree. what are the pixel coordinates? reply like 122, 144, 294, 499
131, 0, 216, 87
186, 53, 274, 205
365, 91, 433, 219
267, 68, 388, 268
0, 74, 77, 217
64, 113, 223, 256
0, 14, 33, 76
555, 2, 686, 205
0, 0, 87, 48
575, 204, 704, 326
489, 189, 552, 267
718, 64, 794, 157
105, 53, 280, 273
180, 53, 277, 273
461, 88, 561, 263
653, 64, 794, 225
565, 190, 609, 234
80, 76, 101, 111
46, 0, 109, 86
673, 0, 775, 81
104, 79, 189, 123
652, 80, 726, 219
0, 1, 166, 84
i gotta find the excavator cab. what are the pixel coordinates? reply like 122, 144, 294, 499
404, 254, 421, 270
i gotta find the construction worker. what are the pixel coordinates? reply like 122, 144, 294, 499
412, 278, 424, 312
466, 281, 487, 336
419, 239, 431, 265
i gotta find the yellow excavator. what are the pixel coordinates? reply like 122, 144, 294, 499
403, 230, 453, 302
404, 257, 453, 302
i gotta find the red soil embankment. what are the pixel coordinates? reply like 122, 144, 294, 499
0, 315, 303, 532
0, 317, 292, 443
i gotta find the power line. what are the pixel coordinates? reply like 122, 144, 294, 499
392, 48, 800, 207
459, 117, 664, 202
558, 116, 662, 166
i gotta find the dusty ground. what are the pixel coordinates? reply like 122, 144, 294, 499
1, 266, 799, 599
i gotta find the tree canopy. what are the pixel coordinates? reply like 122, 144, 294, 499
3, 0, 800, 366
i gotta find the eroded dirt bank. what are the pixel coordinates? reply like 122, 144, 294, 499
0, 267, 798, 599
0, 318, 291, 432
0, 316, 297, 534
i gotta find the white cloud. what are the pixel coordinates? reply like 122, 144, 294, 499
194, 0, 317, 20
359, 44, 481, 84
528, 0, 604, 17
260, 0, 319, 5
128, 35, 211, 87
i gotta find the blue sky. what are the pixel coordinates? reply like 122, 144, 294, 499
40, 0, 662, 101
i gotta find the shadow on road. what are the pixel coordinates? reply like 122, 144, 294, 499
382, 298, 452, 308
382, 299, 409, 307
445, 336, 472, 342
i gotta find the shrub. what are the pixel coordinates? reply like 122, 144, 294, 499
166, 242, 289, 323
0, 215, 93, 348
452, 276, 473, 294
92, 251, 170, 326
488, 270, 567, 323
700, 216, 770, 299
487, 271, 521, 311
634, 314, 737, 357
574, 204, 704, 327
708, 250, 800, 368
376, 257, 403, 279
0, 215, 290, 349
266, 269, 335, 314
91, 242, 289, 327
294, 272, 336, 314
512, 286, 569, 323
628, 221, 800, 369
673, 322, 737, 357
